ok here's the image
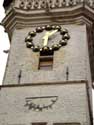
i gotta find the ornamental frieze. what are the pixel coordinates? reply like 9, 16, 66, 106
17, 0, 94, 10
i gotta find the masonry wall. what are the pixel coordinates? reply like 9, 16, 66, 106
0, 83, 90, 125
3, 25, 91, 85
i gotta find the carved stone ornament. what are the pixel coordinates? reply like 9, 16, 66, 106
18, 0, 94, 10
25, 25, 70, 52
24, 96, 58, 111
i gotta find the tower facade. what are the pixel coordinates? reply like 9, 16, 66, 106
0, 0, 94, 125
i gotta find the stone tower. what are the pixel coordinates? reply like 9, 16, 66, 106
0, 0, 94, 125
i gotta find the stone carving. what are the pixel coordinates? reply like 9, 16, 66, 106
54, 0, 60, 7
33, 0, 39, 9
41, 0, 47, 8
18, 0, 94, 10
26, 1, 32, 10
86, 0, 94, 8
24, 96, 58, 111
19, 0, 25, 9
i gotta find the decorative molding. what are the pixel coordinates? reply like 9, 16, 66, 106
16, 0, 94, 10
2, 7, 94, 37
0, 80, 88, 89
24, 96, 58, 111
3, 0, 94, 10
2, 3, 94, 32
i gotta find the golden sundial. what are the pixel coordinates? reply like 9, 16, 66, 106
25, 25, 70, 52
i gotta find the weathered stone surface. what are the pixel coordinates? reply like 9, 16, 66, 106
1, 1, 93, 125
0, 83, 90, 125
3, 25, 91, 85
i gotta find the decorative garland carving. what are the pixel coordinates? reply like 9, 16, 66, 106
18, 0, 94, 10
24, 96, 58, 111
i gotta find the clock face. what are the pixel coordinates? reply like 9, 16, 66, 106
25, 25, 70, 52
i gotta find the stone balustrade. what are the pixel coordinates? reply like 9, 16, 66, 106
18, 0, 94, 10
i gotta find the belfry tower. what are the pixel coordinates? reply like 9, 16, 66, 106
0, 0, 94, 125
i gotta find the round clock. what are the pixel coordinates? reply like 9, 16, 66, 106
25, 25, 70, 52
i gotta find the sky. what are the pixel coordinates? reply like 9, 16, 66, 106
0, 0, 10, 83
0, 0, 94, 117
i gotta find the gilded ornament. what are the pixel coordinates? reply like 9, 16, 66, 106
50, 47, 53, 51
60, 28, 68, 35
29, 31, 36, 37
42, 26, 45, 30
52, 25, 56, 30
36, 27, 43, 33
45, 25, 52, 31
59, 40, 67, 46
26, 42, 33, 48
40, 48, 42, 51
59, 44, 62, 47
62, 34, 70, 40
33, 46, 40, 52
43, 46, 49, 51
25, 36, 32, 42
56, 25, 61, 31
31, 46, 34, 49
52, 44, 60, 50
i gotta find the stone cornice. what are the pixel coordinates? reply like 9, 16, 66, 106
0, 80, 88, 88
2, 1, 94, 30
2, 4, 94, 31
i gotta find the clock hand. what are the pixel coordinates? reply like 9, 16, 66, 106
42, 30, 57, 47
48, 30, 58, 37
42, 32, 49, 47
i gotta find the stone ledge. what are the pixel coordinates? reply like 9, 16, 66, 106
0, 80, 88, 88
